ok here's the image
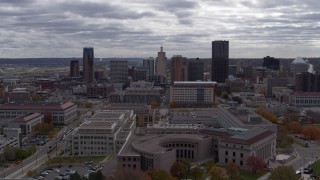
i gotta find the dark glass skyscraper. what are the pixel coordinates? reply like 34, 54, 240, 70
188, 58, 204, 81
70, 60, 80, 77
212, 41, 229, 83
262, 56, 280, 70
83, 47, 94, 84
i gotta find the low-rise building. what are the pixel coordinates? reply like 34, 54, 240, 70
9, 113, 44, 136
67, 110, 136, 156
87, 84, 114, 98
170, 81, 216, 108
109, 81, 161, 104
0, 102, 77, 125
290, 92, 320, 107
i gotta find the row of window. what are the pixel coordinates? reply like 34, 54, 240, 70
225, 151, 244, 158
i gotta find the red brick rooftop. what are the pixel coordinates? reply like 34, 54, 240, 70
13, 113, 42, 122
0, 102, 75, 111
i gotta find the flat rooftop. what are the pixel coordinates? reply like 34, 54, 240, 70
13, 113, 42, 122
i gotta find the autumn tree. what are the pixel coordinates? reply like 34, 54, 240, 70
208, 166, 228, 180
150, 101, 159, 108
203, 158, 215, 172
256, 108, 278, 123
170, 161, 187, 179
147, 169, 175, 180
226, 163, 240, 180
288, 121, 302, 134
301, 126, 320, 140
246, 155, 265, 173
4, 146, 16, 161
269, 166, 298, 180
190, 167, 203, 180
34, 123, 54, 135
84, 101, 93, 108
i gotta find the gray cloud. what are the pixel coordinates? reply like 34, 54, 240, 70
0, 0, 319, 58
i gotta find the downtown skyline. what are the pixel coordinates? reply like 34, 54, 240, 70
1, 0, 320, 58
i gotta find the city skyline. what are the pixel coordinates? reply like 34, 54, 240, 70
1, 0, 320, 58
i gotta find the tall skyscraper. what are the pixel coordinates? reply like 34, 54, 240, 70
212, 41, 229, 83
155, 45, 167, 78
83, 47, 94, 84
171, 55, 187, 84
110, 60, 128, 83
70, 60, 80, 77
262, 56, 280, 71
187, 58, 204, 81
143, 57, 155, 79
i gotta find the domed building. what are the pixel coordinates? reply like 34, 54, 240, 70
290, 57, 309, 75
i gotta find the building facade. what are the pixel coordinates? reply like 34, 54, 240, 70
171, 55, 187, 84
155, 46, 167, 78
187, 59, 204, 81
83, 47, 94, 84
67, 110, 136, 156
212, 41, 229, 83
0, 102, 77, 125
70, 60, 80, 77
143, 57, 155, 78
170, 81, 216, 107
290, 92, 320, 107
9, 113, 44, 136
86, 84, 114, 98
110, 60, 128, 83
262, 56, 280, 71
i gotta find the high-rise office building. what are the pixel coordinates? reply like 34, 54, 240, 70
155, 45, 167, 78
83, 47, 94, 84
262, 56, 280, 71
171, 55, 187, 84
110, 60, 128, 83
70, 60, 80, 77
296, 72, 320, 92
212, 41, 229, 83
143, 57, 155, 79
187, 58, 204, 81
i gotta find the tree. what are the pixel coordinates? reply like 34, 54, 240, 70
221, 91, 229, 100
89, 170, 104, 180
226, 163, 240, 180
34, 123, 54, 135
84, 101, 93, 108
269, 166, 298, 180
288, 121, 302, 134
150, 101, 159, 108
4, 146, 16, 161
170, 161, 187, 179
190, 167, 203, 180
203, 158, 215, 172
208, 166, 228, 180
70, 172, 81, 180
246, 155, 265, 173
147, 169, 175, 180
26, 169, 37, 177
301, 126, 320, 140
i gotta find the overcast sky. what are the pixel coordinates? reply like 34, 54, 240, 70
0, 0, 319, 58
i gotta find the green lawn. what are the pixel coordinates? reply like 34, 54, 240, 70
239, 169, 266, 180
293, 139, 307, 147
311, 160, 320, 177
47, 156, 107, 164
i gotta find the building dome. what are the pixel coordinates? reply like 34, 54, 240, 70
292, 57, 307, 64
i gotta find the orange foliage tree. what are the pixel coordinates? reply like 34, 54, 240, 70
288, 121, 302, 134
301, 126, 320, 140
256, 108, 278, 123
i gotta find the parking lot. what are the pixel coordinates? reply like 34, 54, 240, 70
35, 162, 103, 180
